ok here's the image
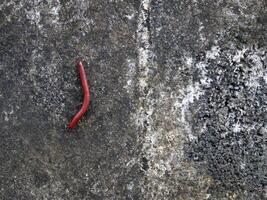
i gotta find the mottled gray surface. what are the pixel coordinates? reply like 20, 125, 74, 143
0, 0, 266, 199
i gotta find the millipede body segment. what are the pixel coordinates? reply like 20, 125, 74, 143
68, 61, 90, 129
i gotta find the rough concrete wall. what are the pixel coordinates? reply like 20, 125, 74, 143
0, 0, 266, 199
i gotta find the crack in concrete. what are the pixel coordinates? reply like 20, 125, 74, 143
136, 0, 153, 137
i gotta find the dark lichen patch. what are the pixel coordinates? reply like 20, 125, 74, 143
186, 37, 266, 198
33, 170, 50, 188
141, 157, 149, 171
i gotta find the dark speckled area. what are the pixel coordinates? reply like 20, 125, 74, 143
0, 0, 266, 199
1, 1, 140, 199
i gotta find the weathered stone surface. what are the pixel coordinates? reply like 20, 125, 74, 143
0, 0, 266, 199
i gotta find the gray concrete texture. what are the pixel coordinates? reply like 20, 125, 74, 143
0, 0, 266, 199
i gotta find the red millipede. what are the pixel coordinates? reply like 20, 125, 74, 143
68, 61, 90, 129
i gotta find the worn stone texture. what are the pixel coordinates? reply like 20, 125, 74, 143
0, 0, 266, 199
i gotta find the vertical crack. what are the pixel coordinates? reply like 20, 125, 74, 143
136, 0, 152, 129
136, 0, 154, 167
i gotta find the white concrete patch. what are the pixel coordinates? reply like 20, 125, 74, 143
233, 48, 247, 63
206, 46, 220, 60
180, 83, 203, 123
246, 49, 266, 89
50, 0, 61, 25
233, 123, 241, 133
124, 59, 136, 95
264, 73, 267, 84
25, 8, 42, 29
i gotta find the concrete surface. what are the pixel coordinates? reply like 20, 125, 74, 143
0, 0, 266, 199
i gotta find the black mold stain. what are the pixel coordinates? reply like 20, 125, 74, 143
186, 38, 266, 197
